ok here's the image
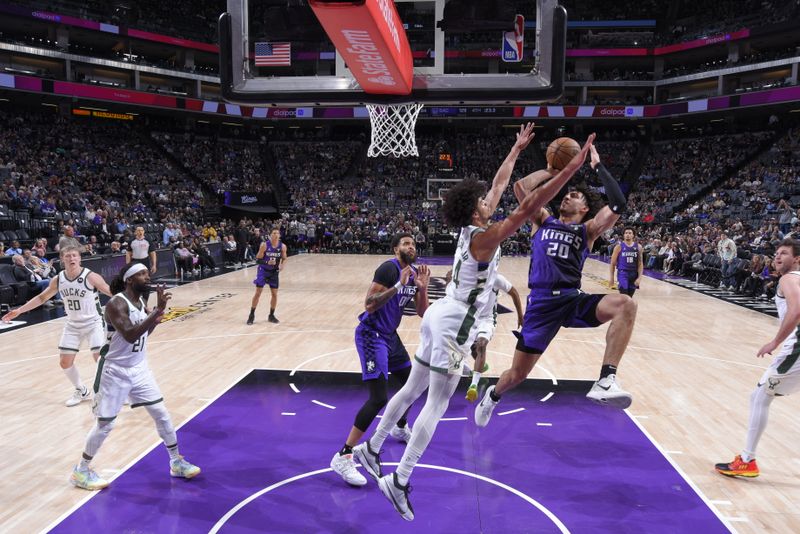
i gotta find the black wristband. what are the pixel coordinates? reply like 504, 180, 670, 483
595, 163, 627, 214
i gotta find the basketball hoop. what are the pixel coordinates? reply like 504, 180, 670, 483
366, 103, 423, 158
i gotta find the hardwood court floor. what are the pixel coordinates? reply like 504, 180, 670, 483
1, 254, 798, 533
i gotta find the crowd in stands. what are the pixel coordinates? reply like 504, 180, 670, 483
609, 125, 800, 299
2, 101, 799, 308
153, 132, 274, 194
0, 108, 209, 282
628, 130, 775, 223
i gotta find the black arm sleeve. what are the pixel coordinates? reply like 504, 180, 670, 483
373, 261, 400, 288
595, 163, 626, 214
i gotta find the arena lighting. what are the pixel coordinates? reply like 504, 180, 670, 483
790, 109, 800, 113
41, 103, 58, 107
222, 121, 242, 126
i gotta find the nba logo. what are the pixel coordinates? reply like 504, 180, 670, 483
501, 15, 524, 63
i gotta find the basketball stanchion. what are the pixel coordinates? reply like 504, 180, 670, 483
366, 103, 424, 158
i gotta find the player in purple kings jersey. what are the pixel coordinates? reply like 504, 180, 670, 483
476, 143, 639, 428
330, 232, 431, 487
610, 227, 643, 296
247, 227, 287, 325
359, 127, 597, 522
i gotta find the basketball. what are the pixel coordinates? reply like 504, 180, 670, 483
546, 137, 581, 171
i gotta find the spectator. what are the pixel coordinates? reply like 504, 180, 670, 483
5, 240, 23, 256
717, 233, 737, 290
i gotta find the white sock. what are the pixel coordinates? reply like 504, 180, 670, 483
470, 372, 482, 388
395, 371, 461, 486
742, 384, 774, 462
63, 364, 84, 390
369, 362, 430, 453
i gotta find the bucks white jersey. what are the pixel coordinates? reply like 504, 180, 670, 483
58, 268, 102, 325
446, 225, 500, 318
104, 293, 149, 367
775, 271, 800, 348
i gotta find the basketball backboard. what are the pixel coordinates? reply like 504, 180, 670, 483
219, 0, 566, 106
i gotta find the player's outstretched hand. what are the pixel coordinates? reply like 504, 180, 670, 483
589, 144, 601, 169
513, 122, 536, 152
1, 309, 20, 322
155, 284, 172, 311
414, 265, 431, 290
757, 339, 779, 358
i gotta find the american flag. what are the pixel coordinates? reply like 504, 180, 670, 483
254, 42, 291, 67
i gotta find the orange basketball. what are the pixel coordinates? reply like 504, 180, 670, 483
546, 137, 581, 171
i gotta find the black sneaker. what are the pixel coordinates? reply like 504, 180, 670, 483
246, 311, 255, 325
378, 473, 414, 521
268, 315, 279, 324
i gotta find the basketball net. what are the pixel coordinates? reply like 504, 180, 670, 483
366, 103, 423, 158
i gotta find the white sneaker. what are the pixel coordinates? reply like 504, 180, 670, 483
390, 425, 412, 443
70, 466, 109, 491
378, 473, 414, 521
170, 456, 201, 478
474, 385, 498, 427
586, 374, 633, 409
352, 441, 382, 481
65, 387, 92, 407
330, 452, 367, 486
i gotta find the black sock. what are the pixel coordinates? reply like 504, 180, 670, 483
340, 444, 353, 456
397, 418, 407, 428
489, 388, 501, 402
249, 308, 255, 315
600, 364, 617, 380
270, 308, 275, 316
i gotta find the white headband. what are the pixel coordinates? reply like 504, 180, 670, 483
123, 263, 148, 281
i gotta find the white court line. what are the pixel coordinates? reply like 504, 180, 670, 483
540, 392, 555, 402
710, 500, 733, 506
634, 415, 649, 419
311, 400, 335, 410
553, 336, 766, 370
664, 450, 684, 455
625, 412, 739, 533
289, 383, 300, 393
498, 407, 525, 416
536, 423, 553, 427
41, 367, 255, 533
0, 353, 58, 367
441, 417, 468, 421
281, 412, 296, 416
289, 348, 355, 376
208, 462, 571, 534
723, 517, 749, 523
2, 325, 768, 372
